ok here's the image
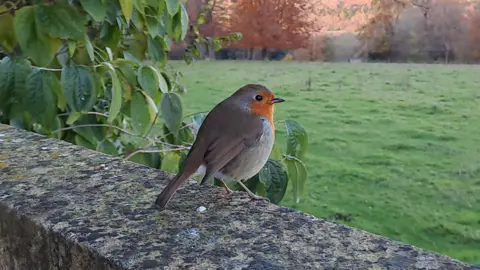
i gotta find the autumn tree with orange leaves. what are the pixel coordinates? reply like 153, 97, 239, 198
357, 0, 411, 57
224, 0, 318, 59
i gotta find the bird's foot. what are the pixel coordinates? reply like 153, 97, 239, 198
249, 194, 270, 202
224, 186, 233, 195
220, 180, 233, 195
237, 180, 270, 202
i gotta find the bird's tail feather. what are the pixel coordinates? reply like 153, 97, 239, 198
155, 143, 206, 209
155, 171, 193, 209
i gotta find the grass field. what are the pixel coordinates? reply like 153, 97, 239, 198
169, 60, 480, 264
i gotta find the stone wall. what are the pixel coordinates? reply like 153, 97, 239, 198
0, 123, 478, 270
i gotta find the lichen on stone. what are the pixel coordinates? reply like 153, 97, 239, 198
0, 124, 478, 270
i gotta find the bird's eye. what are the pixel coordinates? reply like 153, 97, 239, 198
255, 95, 263, 101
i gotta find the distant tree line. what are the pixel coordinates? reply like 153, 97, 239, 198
168, 0, 480, 64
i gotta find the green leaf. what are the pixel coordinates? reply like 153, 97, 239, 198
105, 0, 120, 24
178, 121, 193, 143
56, 44, 70, 67
48, 75, 66, 111
100, 63, 123, 123
144, 14, 160, 37
80, 0, 107, 21
51, 117, 64, 140
0, 57, 32, 113
72, 114, 105, 145
177, 150, 188, 173
147, 36, 167, 65
115, 59, 138, 87
284, 155, 308, 203
161, 151, 180, 173
123, 51, 142, 65
8, 100, 32, 131
0, 58, 14, 110
285, 119, 308, 160
100, 22, 121, 51
120, 0, 134, 22
173, 4, 188, 41
161, 92, 182, 134
0, 5, 17, 53
128, 152, 161, 169
97, 139, 119, 155
125, 31, 147, 61
159, 72, 169, 93
68, 40, 77, 56
141, 90, 159, 115
165, 0, 180, 16
162, 12, 173, 36
134, 0, 146, 14
23, 70, 58, 131
131, 9, 145, 30
66, 112, 82, 125
137, 65, 159, 98
75, 134, 96, 150
146, 0, 162, 11
61, 65, 97, 112
161, 123, 175, 145
260, 159, 289, 204
85, 36, 95, 62
130, 90, 156, 135
34, 3, 86, 40
269, 141, 282, 160
162, 72, 172, 91
14, 6, 60, 66
155, 0, 166, 15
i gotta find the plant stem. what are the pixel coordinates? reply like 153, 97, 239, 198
134, 112, 159, 150
57, 112, 109, 118
52, 124, 139, 137
124, 146, 190, 160
32, 64, 102, 72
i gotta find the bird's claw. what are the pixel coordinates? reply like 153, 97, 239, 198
249, 195, 270, 202
224, 187, 233, 195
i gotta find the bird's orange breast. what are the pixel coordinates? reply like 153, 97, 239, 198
250, 102, 275, 132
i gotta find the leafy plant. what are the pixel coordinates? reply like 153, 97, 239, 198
0, 0, 309, 205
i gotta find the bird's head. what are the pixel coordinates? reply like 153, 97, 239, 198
231, 84, 285, 122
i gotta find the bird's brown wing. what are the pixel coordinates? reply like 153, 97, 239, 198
197, 102, 263, 184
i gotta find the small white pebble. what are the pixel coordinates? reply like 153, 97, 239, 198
0, 133, 5, 137
196, 206, 207, 213
12, 139, 22, 143
41, 147, 48, 150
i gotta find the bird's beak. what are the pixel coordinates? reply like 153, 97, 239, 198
272, 97, 285, 104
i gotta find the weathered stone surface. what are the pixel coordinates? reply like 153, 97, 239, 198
0, 123, 478, 270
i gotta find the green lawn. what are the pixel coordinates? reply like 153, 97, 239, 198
170, 60, 480, 264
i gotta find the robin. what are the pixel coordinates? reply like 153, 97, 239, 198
155, 84, 285, 209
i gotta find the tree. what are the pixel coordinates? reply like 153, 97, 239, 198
357, 0, 409, 56
427, 0, 468, 63
468, 5, 480, 61
184, 0, 221, 59
357, 0, 476, 62
223, 0, 317, 59
0, 0, 309, 205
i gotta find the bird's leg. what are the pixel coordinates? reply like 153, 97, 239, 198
219, 179, 233, 195
237, 181, 270, 202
